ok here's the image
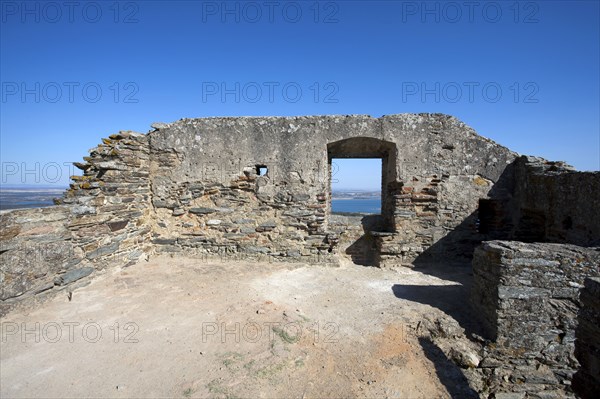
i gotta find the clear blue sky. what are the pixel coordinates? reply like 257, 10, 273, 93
1, 0, 599, 187
332, 158, 382, 191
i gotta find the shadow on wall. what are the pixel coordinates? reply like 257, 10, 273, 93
413, 156, 600, 279
418, 337, 479, 399
412, 161, 518, 273
392, 163, 519, 337
412, 211, 482, 270
344, 214, 385, 266
344, 160, 518, 270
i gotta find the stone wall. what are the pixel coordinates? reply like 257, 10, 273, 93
2, 113, 599, 396
510, 156, 600, 246
469, 156, 600, 395
0, 113, 521, 311
147, 114, 517, 266
1, 206, 79, 311
329, 213, 384, 266
573, 277, 600, 398
0, 113, 524, 312
471, 240, 600, 396
59, 130, 153, 268
0, 131, 153, 316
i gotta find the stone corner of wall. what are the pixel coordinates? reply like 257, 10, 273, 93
471, 239, 600, 396
573, 276, 600, 399
0, 129, 154, 315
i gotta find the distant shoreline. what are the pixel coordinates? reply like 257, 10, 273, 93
0, 186, 68, 190
0, 189, 66, 193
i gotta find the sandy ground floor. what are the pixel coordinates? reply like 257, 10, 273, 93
1, 256, 481, 398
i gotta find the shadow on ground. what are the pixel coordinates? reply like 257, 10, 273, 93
418, 337, 479, 399
391, 276, 483, 339
392, 282, 483, 398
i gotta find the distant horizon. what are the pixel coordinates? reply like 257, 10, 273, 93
0, 184, 69, 189
0, 183, 381, 193
331, 188, 380, 193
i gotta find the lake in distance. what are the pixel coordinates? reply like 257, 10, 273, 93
331, 198, 381, 214
0, 188, 65, 210
1, 187, 382, 215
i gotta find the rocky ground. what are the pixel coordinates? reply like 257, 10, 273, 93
1, 256, 485, 398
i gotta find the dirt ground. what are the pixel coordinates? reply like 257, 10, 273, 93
1, 255, 481, 398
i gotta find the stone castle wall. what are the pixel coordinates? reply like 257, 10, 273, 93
1, 131, 153, 315
573, 277, 600, 399
1, 113, 518, 313
510, 156, 600, 246
472, 156, 600, 395
471, 241, 600, 396
147, 114, 516, 265
470, 157, 600, 397
2, 113, 600, 396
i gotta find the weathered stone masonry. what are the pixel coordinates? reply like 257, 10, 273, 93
1, 113, 517, 314
472, 241, 600, 396
1, 131, 152, 314
573, 277, 600, 399
147, 114, 516, 265
471, 157, 600, 397
1, 113, 599, 398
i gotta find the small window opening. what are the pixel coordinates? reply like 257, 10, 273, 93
256, 165, 268, 176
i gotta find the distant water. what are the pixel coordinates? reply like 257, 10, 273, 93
332, 198, 381, 214
0, 188, 65, 210
0, 189, 381, 213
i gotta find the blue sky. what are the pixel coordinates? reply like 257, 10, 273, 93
332, 158, 382, 191
1, 0, 599, 188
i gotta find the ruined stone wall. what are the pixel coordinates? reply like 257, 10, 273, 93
0, 113, 522, 313
469, 157, 600, 396
0, 131, 153, 315
510, 156, 600, 246
147, 114, 516, 265
573, 277, 600, 399
4, 113, 599, 397
61, 130, 153, 266
329, 213, 384, 266
1, 206, 79, 313
471, 241, 600, 396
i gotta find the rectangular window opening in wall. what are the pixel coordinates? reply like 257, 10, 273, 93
330, 158, 382, 215
256, 165, 268, 176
